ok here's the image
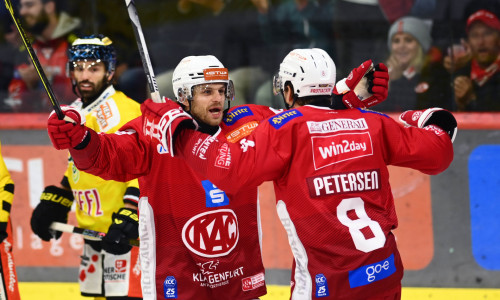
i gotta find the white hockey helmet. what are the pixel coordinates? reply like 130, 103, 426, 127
273, 48, 336, 98
172, 55, 234, 104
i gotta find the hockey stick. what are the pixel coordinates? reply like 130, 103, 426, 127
124, 0, 163, 103
3, 0, 64, 119
49, 222, 140, 247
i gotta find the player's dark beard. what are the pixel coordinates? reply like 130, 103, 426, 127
22, 10, 50, 36
78, 79, 110, 108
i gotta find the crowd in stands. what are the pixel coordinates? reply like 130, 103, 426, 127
0, 0, 498, 113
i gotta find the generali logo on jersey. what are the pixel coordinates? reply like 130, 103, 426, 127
204, 68, 229, 81
182, 209, 239, 258
307, 118, 368, 134
312, 132, 373, 170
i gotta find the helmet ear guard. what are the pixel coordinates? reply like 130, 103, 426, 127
176, 87, 190, 105
226, 80, 235, 102
272, 73, 283, 96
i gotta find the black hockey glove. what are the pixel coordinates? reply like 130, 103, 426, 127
31, 185, 74, 241
102, 207, 139, 255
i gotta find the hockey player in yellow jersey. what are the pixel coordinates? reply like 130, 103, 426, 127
0, 140, 21, 299
30, 35, 142, 299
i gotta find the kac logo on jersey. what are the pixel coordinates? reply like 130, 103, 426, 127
201, 180, 229, 207
163, 276, 178, 299
224, 106, 253, 126
182, 209, 239, 258
348, 254, 396, 288
269, 109, 302, 129
315, 274, 329, 297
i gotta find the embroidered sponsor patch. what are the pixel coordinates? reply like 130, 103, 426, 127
311, 132, 373, 170
269, 109, 302, 129
242, 272, 265, 291
224, 106, 254, 126
307, 118, 368, 134
348, 254, 396, 288
315, 274, 329, 297
225, 121, 258, 143
163, 276, 178, 298
201, 180, 229, 207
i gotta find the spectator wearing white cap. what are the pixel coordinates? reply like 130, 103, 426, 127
452, 9, 500, 111
376, 16, 452, 111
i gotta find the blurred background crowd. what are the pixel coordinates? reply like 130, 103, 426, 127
0, 0, 499, 113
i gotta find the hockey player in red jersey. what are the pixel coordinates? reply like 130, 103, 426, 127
159, 48, 455, 299
43, 51, 390, 299
46, 55, 269, 299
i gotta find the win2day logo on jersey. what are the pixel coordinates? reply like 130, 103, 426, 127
311, 132, 373, 170
202, 180, 229, 207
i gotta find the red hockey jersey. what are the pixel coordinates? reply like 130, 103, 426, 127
177, 105, 454, 299
69, 103, 276, 299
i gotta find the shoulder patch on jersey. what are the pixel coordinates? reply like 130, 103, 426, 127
224, 106, 254, 126
269, 109, 303, 129
357, 108, 390, 118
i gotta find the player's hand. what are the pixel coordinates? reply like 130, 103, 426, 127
364, 63, 389, 106
142, 98, 198, 157
102, 207, 139, 255
333, 60, 389, 109
399, 108, 457, 142
47, 106, 89, 150
31, 185, 74, 241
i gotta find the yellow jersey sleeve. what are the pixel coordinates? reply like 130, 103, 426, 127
0, 141, 14, 223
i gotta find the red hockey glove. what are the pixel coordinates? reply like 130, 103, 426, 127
399, 108, 457, 143
47, 106, 88, 150
333, 60, 389, 109
142, 99, 198, 157
102, 207, 139, 255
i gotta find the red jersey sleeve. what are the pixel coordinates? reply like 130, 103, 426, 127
376, 112, 454, 175
70, 117, 153, 182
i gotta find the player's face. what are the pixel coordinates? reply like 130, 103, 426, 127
190, 83, 226, 126
19, 0, 47, 29
391, 32, 420, 67
467, 23, 500, 67
72, 60, 109, 100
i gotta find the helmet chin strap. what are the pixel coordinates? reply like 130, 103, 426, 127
281, 86, 297, 110
222, 99, 232, 120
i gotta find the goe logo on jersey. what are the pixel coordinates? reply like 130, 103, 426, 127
182, 209, 239, 258
348, 254, 396, 288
